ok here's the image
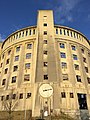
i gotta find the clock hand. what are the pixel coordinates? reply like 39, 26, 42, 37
43, 89, 52, 92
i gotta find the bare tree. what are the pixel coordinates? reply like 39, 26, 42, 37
2, 89, 19, 120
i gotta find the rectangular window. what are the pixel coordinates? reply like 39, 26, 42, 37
76, 75, 81, 82
6, 59, 9, 64
60, 29, 62, 34
74, 64, 79, 70
12, 94, 16, 99
85, 67, 88, 73
22, 31, 24, 37
26, 53, 31, 59
61, 92, 66, 98
33, 29, 35, 34
81, 48, 84, 53
61, 62, 67, 68
56, 29, 58, 34
44, 31, 47, 35
71, 45, 76, 51
19, 93, 23, 99
25, 63, 30, 69
8, 50, 11, 55
27, 44, 32, 49
73, 54, 78, 60
43, 51, 47, 55
13, 65, 18, 72
44, 23, 47, 26
67, 30, 69, 36
60, 52, 66, 58
70, 93, 74, 98
44, 62, 48, 67
87, 77, 90, 84
2, 79, 6, 85
71, 31, 73, 37
24, 74, 30, 81
16, 46, 20, 52
6, 95, 9, 100
15, 55, 19, 61
5, 68, 8, 74
1, 96, 4, 101
26, 30, 28, 36
12, 76, 16, 83
29, 30, 31, 35
19, 33, 21, 38
27, 93, 31, 98
44, 75, 48, 80
83, 57, 86, 63
64, 29, 66, 35
43, 40, 47, 44
62, 74, 68, 80
60, 43, 65, 48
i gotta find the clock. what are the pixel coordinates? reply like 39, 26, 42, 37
39, 84, 53, 98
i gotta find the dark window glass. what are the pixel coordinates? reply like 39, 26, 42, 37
43, 51, 47, 55
56, 29, 58, 34
44, 75, 48, 80
73, 54, 78, 60
76, 75, 81, 82
74, 64, 79, 70
60, 52, 66, 58
44, 62, 48, 67
61, 92, 66, 98
70, 93, 74, 98
87, 77, 90, 84
13, 65, 18, 72
12, 94, 16, 99
27, 44, 32, 49
44, 31, 47, 35
26, 53, 31, 59
1, 96, 4, 101
64, 29, 66, 35
71, 45, 76, 51
2, 79, 6, 85
12, 76, 16, 83
26, 30, 28, 36
67, 30, 69, 36
15, 55, 19, 61
62, 74, 68, 80
6, 59, 9, 64
29, 30, 31, 35
27, 93, 31, 98
81, 48, 84, 53
60, 29, 62, 34
25, 63, 30, 69
71, 31, 73, 37
19, 93, 23, 99
22, 31, 24, 37
19, 33, 21, 38
83, 57, 86, 63
33, 29, 35, 34
85, 67, 88, 73
61, 62, 67, 69
60, 43, 65, 48
6, 95, 9, 100
44, 23, 47, 26
16, 46, 20, 52
24, 74, 30, 81
5, 68, 8, 74
8, 50, 11, 55
43, 40, 47, 44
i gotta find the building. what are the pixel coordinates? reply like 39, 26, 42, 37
0, 10, 90, 119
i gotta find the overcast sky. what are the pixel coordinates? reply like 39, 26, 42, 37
0, 0, 90, 41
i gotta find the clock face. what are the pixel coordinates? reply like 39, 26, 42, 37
39, 84, 53, 98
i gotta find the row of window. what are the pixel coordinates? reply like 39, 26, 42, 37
1, 92, 31, 101
56, 28, 85, 41
2, 44, 32, 59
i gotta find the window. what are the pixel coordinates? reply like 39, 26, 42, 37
2, 79, 6, 85
76, 75, 81, 82
44, 75, 48, 80
74, 33, 76, 38
16, 46, 20, 52
44, 23, 47, 26
60, 52, 66, 58
26, 30, 28, 36
43, 51, 47, 55
64, 29, 66, 35
22, 31, 24, 37
2, 54, 4, 59
13, 65, 18, 72
85, 67, 88, 73
83, 57, 86, 63
12, 76, 16, 83
87, 77, 90, 84
60, 29, 62, 34
60, 43, 65, 48
19, 93, 23, 99
56, 29, 58, 34
44, 62, 48, 67
29, 30, 31, 35
73, 54, 78, 60
12, 94, 16, 99
25, 63, 30, 69
61, 62, 67, 69
24, 74, 30, 81
71, 45, 76, 51
61, 92, 66, 98
74, 64, 79, 70
6, 95, 9, 100
8, 50, 11, 55
70, 31, 73, 37
6, 59, 9, 64
81, 48, 84, 53
1, 96, 4, 101
62, 74, 68, 80
43, 40, 47, 44
33, 29, 35, 34
27, 44, 32, 49
67, 30, 69, 36
0, 63, 3, 68
16, 34, 18, 39
88, 52, 90, 57
5, 68, 8, 74
27, 93, 31, 98
44, 31, 47, 35
19, 33, 21, 38
70, 93, 74, 98
26, 53, 31, 59
15, 55, 19, 61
